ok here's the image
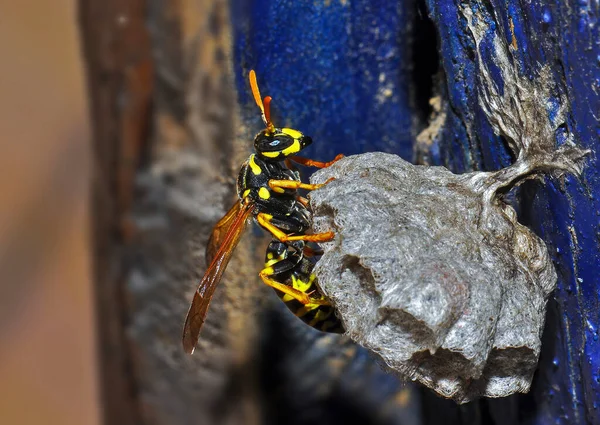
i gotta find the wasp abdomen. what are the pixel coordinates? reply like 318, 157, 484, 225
264, 240, 343, 333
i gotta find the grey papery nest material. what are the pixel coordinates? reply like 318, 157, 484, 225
309, 150, 586, 403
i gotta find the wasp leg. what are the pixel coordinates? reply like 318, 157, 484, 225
289, 153, 344, 169
257, 213, 334, 243
296, 195, 309, 208
269, 178, 336, 193
303, 245, 324, 257
268, 179, 324, 191
259, 268, 331, 306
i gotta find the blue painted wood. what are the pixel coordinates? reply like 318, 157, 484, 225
230, 0, 418, 161
231, 0, 600, 423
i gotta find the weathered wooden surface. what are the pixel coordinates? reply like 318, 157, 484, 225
81, 0, 272, 423
126, 1, 269, 423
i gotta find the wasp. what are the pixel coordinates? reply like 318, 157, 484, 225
182, 70, 344, 354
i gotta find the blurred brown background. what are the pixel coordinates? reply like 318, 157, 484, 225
0, 1, 100, 424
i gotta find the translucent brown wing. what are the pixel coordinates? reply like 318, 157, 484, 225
206, 201, 242, 264
182, 201, 254, 354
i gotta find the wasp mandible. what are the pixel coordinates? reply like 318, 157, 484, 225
182, 70, 344, 354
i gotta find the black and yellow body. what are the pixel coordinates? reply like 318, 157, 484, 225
182, 70, 343, 355
264, 240, 343, 333
236, 127, 343, 332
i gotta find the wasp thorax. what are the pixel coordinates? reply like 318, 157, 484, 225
254, 128, 312, 161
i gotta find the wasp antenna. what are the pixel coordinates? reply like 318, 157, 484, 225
263, 96, 272, 123
249, 70, 274, 130
249, 70, 265, 113
263, 96, 274, 132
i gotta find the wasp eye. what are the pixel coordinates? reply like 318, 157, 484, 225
255, 132, 293, 153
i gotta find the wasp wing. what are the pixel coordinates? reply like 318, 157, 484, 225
206, 201, 242, 264
182, 201, 254, 354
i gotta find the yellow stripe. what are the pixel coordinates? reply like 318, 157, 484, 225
281, 128, 302, 139
258, 187, 270, 199
242, 189, 250, 198
249, 154, 262, 175
265, 258, 279, 267
261, 151, 280, 158
291, 274, 313, 292
282, 140, 300, 156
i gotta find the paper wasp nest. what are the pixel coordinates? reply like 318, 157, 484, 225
309, 62, 588, 403
310, 151, 585, 403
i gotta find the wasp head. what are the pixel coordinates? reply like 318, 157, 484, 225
254, 128, 312, 162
